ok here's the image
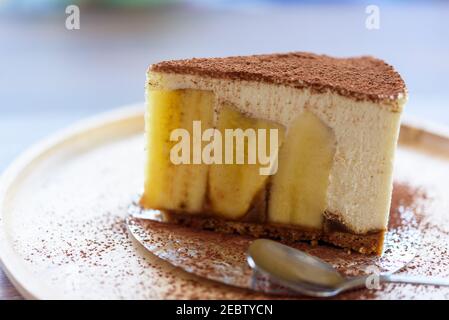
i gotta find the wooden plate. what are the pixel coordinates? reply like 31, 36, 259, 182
1, 105, 449, 299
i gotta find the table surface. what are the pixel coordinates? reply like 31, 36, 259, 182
1, 2, 449, 299
0, 270, 22, 300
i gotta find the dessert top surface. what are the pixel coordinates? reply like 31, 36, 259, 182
151, 52, 407, 103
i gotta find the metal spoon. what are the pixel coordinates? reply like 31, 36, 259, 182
247, 239, 449, 297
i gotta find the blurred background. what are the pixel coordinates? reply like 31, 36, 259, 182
1, 0, 449, 171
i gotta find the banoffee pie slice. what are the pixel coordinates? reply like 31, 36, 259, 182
140, 52, 407, 255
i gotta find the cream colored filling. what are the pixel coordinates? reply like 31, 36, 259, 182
144, 71, 405, 234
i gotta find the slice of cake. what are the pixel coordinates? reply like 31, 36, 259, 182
140, 52, 407, 255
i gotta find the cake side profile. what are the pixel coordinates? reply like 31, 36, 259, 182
140, 52, 407, 255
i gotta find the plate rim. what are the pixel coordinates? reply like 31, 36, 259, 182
0, 104, 144, 299
1, 105, 449, 300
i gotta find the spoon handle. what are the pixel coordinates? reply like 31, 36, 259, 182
382, 274, 449, 287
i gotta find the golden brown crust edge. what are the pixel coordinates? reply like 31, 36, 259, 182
163, 212, 385, 255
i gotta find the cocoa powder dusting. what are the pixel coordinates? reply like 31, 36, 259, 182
151, 52, 407, 104
129, 182, 431, 299
11, 134, 449, 299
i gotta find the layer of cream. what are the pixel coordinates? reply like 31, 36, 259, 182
147, 71, 405, 234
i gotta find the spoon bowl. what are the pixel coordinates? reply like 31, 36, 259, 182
247, 239, 349, 297
247, 239, 449, 297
